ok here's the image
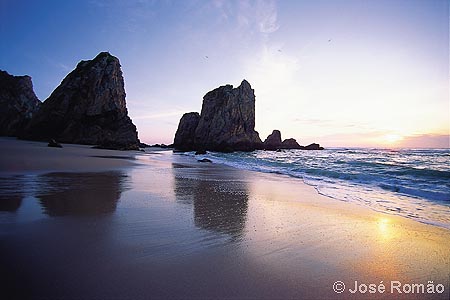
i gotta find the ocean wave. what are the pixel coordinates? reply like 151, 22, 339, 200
200, 148, 450, 229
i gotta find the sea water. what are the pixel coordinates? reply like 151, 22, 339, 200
196, 148, 450, 229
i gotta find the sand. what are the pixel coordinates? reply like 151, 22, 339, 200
0, 137, 144, 174
0, 138, 449, 299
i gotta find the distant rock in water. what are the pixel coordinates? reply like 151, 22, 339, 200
0, 70, 41, 136
263, 130, 282, 150
304, 143, 324, 150
281, 138, 301, 149
174, 80, 262, 152
23, 52, 140, 150
174, 112, 200, 151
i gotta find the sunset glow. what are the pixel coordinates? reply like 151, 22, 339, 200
1, 0, 448, 148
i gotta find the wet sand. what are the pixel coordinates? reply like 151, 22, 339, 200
0, 137, 141, 174
0, 138, 449, 299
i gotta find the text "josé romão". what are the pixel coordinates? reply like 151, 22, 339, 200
347, 280, 445, 294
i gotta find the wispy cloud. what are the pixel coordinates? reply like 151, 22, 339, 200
399, 134, 449, 149
236, 0, 280, 34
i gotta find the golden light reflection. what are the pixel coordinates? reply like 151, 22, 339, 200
377, 217, 392, 240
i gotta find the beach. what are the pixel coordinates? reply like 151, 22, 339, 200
0, 138, 449, 299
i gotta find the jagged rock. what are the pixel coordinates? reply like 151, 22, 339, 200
48, 139, 62, 148
174, 80, 262, 152
194, 80, 262, 152
263, 130, 282, 150
304, 143, 324, 150
23, 52, 139, 150
139, 142, 151, 148
281, 138, 301, 149
0, 70, 41, 136
173, 112, 200, 151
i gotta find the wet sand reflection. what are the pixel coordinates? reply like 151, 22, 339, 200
37, 172, 127, 216
172, 163, 248, 239
0, 172, 127, 216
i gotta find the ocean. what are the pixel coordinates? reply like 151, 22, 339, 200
192, 148, 450, 229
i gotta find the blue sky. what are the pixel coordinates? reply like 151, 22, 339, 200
1, 0, 448, 147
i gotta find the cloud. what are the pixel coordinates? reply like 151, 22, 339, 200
255, 0, 280, 34
399, 134, 449, 149
236, 0, 280, 34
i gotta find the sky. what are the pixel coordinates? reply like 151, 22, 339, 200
1, 0, 449, 148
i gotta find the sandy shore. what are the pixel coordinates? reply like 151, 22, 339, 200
0, 137, 144, 174
0, 138, 449, 299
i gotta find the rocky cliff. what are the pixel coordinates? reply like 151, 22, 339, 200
263, 130, 282, 150
0, 70, 41, 136
263, 130, 324, 150
23, 52, 139, 150
174, 80, 262, 152
173, 112, 200, 151
281, 138, 302, 149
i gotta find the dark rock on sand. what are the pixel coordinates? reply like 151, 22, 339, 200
198, 158, 212, 163
23, 52, 140, 150
173, 112, 200, 151
195, 150, 207, 155
174, 80, 263, 152
48, 139, 62, 148
281, 138, 301, 149
263, 130, 282, 150
0, 70, 41, 136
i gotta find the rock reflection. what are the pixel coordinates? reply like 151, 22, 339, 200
37, 172, 127, 216
172, 163, 248, 238
0, 176, 24, 212
0, 197, 22, 212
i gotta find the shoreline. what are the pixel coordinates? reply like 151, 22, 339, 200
196, 148, 450, 231
1, 136, 449, 232
1, 137, 449, 299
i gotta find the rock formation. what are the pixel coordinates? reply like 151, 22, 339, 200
173, 112, 200, 151
174, 80, 263, 152
304, 143, 324, 150
0, 70, 41, 136
281, 138, 301, 149
263, 130, 282, 150
23, 52, 139, 150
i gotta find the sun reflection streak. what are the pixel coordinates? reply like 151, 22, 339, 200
377, 217, 392, 240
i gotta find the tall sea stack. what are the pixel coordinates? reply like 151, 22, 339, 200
0, 70, 41, 136
174, 80, 262, 152
23, 52, 140, 150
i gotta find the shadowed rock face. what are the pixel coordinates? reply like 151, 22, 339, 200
23, 52, 139, 150
174, 80, 262, 152
0, 70, 41, 136
195, 80, 262, 152
173, 112, 200, 151
281, 138, 301, 149
263, 130, 282, 150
